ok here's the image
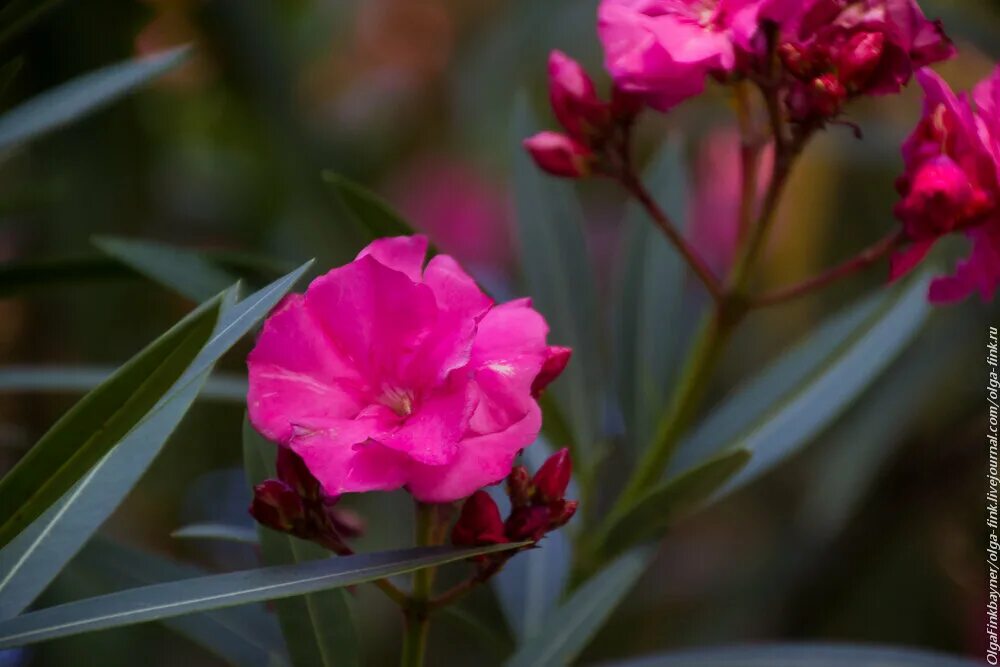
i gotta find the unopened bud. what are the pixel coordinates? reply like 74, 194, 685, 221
533, 448, 572, 503
276, 447, 322, 501
507, 465, 533, 508
523, 132, 593, 178
452, 491, 508, 547
505, 506, 551, 543
531, 346, 572, 398
250, 479, 305, 534
548, 499, 579, 529
548, 50, 609, 139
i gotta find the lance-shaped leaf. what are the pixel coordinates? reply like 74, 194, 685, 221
322, 171, 425, 247
593, 643, 981, 666
0, 543, 521, 649
0, 262, 311, 619
0, 294, 222, 549
243, 418, 359, 667
171, 523, 259, 545
505, 548, 654, 667
597, 448, 751, 560
0, 47, 189, 152
614, 138, 691, 460
0, 366, 247, 402
70, 539, 287, 667
511, 95, 603, 468
94, 236, 238, 303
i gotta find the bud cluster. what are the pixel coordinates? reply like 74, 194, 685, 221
776, 2, 954, 125
249, 448, 364, 552
451, 448, 578, 568
523, 51, 641, 179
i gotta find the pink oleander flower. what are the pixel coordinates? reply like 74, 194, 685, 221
597, 0, 801, 112
780, 0, 954, 120
891, 67, 1000, 304
247, 235, 569, 502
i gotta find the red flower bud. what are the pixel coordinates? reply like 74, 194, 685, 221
452, 491, 508, 547
249, 479, 305, 534
276, 447, 322, 501
548, 499, 579, 529
837, 31, 885, 91
531, 346, 572, 398
533, 448, 572, 503
507, 465, 533, 509
523, 132, 593, 178
505, 505, 551, 542
548, 50, 609, 139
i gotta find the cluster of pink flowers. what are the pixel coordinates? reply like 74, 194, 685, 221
247, 235, 570, 506
524, 0, 1000, 305
891, 67, 1000, 303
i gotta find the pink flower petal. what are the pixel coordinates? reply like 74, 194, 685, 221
468, 299, 550, 434
247, 294, 366, 444
929, 224, 1000, 304
407, 402, 542, 503
376, 377, 478, 465
305, 254, 438, 386
356, 234, 429, 282
424, 254, 493, 321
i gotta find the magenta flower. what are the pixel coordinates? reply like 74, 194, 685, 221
597, 0, 799, 112
523, 131, 594, 178
247, 235, 569, 502
891, 67, 1000, 304
779, 0, 954, 120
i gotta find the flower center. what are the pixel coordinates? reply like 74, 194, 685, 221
379, 386, 415, 418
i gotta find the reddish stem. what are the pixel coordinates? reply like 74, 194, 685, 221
751, 228, 905, 308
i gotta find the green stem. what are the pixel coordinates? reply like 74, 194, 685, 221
401, 504, 436, 667
615, 305, 737, 508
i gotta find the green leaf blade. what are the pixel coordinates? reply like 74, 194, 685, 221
0, 294, 223, 549
94, 236, 238, 303
0, 262, 311, 619
0, 47, 189, 152
505, 548, 654, 667
0, 543, 521, 649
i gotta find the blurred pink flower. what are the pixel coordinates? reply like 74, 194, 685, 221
779, 0, 954, 120
247, 235, 569, 502
891, 67, 1000, 304
689, 127, 773, 272
386, 158, 513, 269
597, 0, 800, 112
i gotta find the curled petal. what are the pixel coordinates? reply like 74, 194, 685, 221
355, 234, 428, 282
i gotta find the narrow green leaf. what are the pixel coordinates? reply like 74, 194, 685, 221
594, 643, 981, 666
94, 236, 238, 303
505, 548, 654, 667
511, 94, 603, 467
599, 448, 751, 560
171, 523, 259, 545
0, 294, 222, 549
0, 251, 293, 297
322, 171, 424, 245
0, 543, 522, 649
667, 289, 884, 477
710, 270, 932, 501
0, 366, 247, 402
243, 418, 359, 667
0, 47, 189, 152
71, 539, 287, 667
614, 138, 690, 458
0, 0, 68, 49
0, 263, 310, 619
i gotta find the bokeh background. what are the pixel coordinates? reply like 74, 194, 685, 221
2, 0, 1000, 664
